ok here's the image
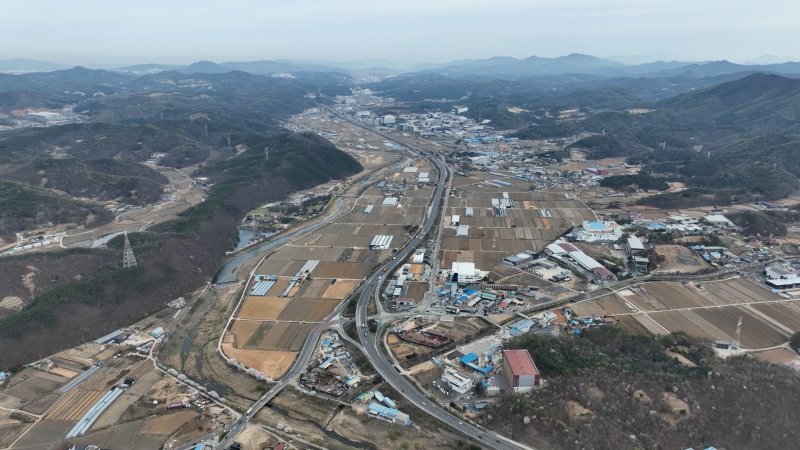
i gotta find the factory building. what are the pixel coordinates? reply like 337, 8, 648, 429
450, 262, 487, 284
503, 251, 535, 266
575, 220, 623, 242
626, 235, 646, 255
545, 239, 616, 282
501, 349, 540, 392
441, 367, 475, 394
764, 266, 800, 287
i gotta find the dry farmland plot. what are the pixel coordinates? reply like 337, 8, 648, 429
322, 279, 360, 298
278, 298, 341, 321
594, 278, 799, 348
572, 293, 634, 316
237, 297, 291, 320
296, 279, 332, 298
3, 372, 66, 404
751, 301, 800, 331
255, 322, 317, 351
139, 410, 198, 435
257, 259, 306, 277
313, 261, 373, 279
244, 322, 275, 348
694, 307, 788, 348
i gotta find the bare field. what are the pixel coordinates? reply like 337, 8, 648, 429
256, 259, 306, 277
221, 343, 296, 379
313, 261, 373, 279
278, 298, 340, 322
3, 371, 66, 404
237, 297, 292, 320
405, 282, 428, 301
322, 279, 360, 298
296, 279, 333, 298
243, 321, 318, 351
139, 409, 198, 434
585, 278, 798, 348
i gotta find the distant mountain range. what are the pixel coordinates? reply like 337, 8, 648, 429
113, 59, 345, 75
4, 54, 800, 80
412, 54, 800, 79
0, 58, 69, 73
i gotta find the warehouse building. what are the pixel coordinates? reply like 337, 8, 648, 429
626, 235, 646, 255
370, 235, 394, 249
501, 349, 540, 392
368, 402, 411, 426
442, 367, 475, 394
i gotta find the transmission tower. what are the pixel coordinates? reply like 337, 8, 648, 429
122, 231, 137, 268
734, 315, 743, 349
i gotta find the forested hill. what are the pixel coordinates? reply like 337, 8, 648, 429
0, 130, 361, 369
510, 73, 800, 205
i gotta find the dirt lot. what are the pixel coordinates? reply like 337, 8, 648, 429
654, 245, 710, 273
222, 341, 296, 379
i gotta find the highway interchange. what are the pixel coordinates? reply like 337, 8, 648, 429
211, 113, 534, 450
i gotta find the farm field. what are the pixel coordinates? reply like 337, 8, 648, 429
441, 181, 596, 274
576, 278, 800, 349
223, 158, 429, 379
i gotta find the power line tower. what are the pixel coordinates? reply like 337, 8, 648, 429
734, 315, 743, 349
122, 231, 137, 268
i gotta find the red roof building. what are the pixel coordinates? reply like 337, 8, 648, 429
501, 349, 541, 392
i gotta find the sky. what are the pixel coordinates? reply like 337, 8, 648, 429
2, 0, 799, 66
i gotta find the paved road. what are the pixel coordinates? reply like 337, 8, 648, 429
216, 114, 530, 450
353, 153, 532, 450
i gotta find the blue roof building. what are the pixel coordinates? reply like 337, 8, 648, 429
368, 402, 411, 426
459, 353, 479, 364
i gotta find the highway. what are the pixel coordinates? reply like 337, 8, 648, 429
215, 112, 532, 449
353, 149, 533, 450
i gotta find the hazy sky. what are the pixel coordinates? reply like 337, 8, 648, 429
2, 0, 798, 66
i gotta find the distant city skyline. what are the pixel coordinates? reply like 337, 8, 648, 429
2, 0, 798, 67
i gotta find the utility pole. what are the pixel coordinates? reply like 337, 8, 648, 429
122, 231, 137, 268
734, 315, 743, 349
